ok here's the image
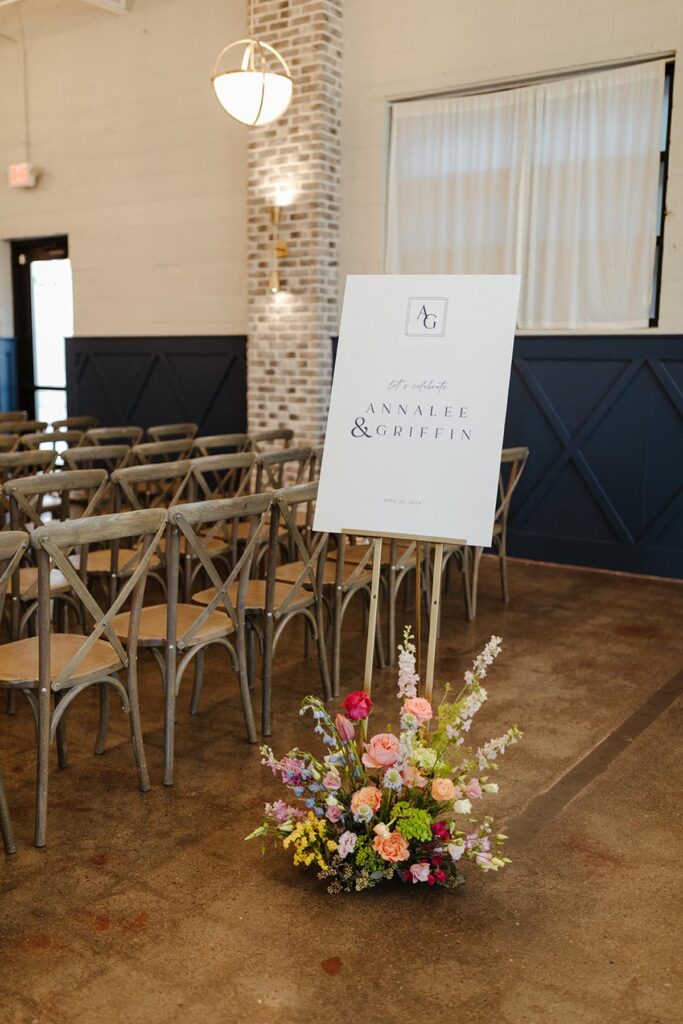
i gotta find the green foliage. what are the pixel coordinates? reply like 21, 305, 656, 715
353, 836, 386, 874
392, 802, 433, 842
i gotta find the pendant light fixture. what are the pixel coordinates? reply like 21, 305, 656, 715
211, 0, 293, 127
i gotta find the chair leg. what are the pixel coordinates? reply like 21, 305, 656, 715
499, 536, 510, 603
189, 649, 205, 714
127, 670, 150, 793
246, 623, 256, 692
303, 616, 311, 660
94, 683, 110, 755
374, 598, 386, 670
55, 696, 69, 770
34, 687, 51, 848
236, 620, 258, 742
260, 613, 273, 737
163, 645, 177, 787
0, 764, 16, 855
466, 546, 483, 622
332, 586, 343, 698
6, 690, 16, 716
315, 600, 332, 702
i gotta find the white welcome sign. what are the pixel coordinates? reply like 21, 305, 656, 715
314, 275, 520, 546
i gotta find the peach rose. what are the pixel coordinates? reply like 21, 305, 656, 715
402, 766, 429, 790
372, 829, 410, 863
350, 786, 382, 814
362, 732, 400, 769
403, 697, 433, 723
431, 777, 456, 802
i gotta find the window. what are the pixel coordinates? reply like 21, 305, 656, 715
386, 60, 672, 330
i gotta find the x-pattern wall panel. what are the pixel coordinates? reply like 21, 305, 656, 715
66, 336, 247, 436
503, 337, 683, 579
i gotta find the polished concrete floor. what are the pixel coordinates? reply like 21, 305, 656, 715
1, 557, 682, 1024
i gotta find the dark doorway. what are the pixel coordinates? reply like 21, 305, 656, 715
10, 235, 72, 422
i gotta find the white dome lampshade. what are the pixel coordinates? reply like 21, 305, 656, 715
212, 39, 293, 127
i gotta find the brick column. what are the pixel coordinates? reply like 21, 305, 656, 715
247, 0, 342, 444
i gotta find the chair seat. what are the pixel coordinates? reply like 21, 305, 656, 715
111, 603, 232, 647
0, 634, 120, 687
18, 566, 70, 600
193, 579, 312, 613
276, 559, 371, 588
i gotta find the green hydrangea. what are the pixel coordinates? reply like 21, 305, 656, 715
412, 745, 438, 771
353, 836, 386, 874
392, 803, 433, 842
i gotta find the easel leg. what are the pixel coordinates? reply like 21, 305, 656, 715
414, 542, 422, 675
424, 543, 444, 704
362, 538, 383, 737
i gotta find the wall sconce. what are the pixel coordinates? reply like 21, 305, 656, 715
268, 204, 288, 294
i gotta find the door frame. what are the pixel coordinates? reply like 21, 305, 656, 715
10, 234, 69, 419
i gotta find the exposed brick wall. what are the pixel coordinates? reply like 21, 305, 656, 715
247, 0, 342, 444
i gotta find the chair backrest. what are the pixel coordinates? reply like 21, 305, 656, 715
497, 447, 530, 527
268, 481, 328, 613
31, 508, 166, 689
19, 430, 84, 451
0, 532, 29, 623
4, 469, 109, 531
249, 428, 294, 453
0, 411, 27, 422
130, 439, 194, 464
189, 452, 255, 501
111, 460, 195, 512
147, 423, 198, 442
192, 433, 250, 457
0, 451, 56, 523
62, 444, 131, 474
52, 416, 98, 431
0, 420, 48, 436
255, 447, 313, 491
83, 426, 144, 447
167, 493, 272, 645
0, 435, 19, 454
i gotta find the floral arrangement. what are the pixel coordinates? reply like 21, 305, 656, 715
247, 628, 521, 893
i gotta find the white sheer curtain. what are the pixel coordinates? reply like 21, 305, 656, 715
386, 61, 665, 329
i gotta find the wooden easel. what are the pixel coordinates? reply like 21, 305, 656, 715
341, 529, 466, 710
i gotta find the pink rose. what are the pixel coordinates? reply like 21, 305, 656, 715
402, 766, 428, 790
338, 831, 357, 859
403, 697, 433, 723
362, 732, 400, 769
343, 690, 373, 721
431, 777, 456, 802
323, 771, 341, 791
463, 778, 483, 800
326, 804, 342, 823
409, 862, 430, 883
350, 786, 382, 814
335, 713, 355, 741
372, 830, 410, 863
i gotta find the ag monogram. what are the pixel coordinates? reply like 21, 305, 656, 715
405, 297, 448, 338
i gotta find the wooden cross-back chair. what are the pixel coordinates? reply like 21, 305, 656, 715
249, 428, 294, 453
0, 532, 30, 854
0, 420, 48, 436
190, 452, 255, 502
147, 423, 198, 443
0, 451, 55, 527
254, 447, 313, 492
130, 439, 194, 465
83, 426, 144, 447
4, 468, 110, 639
192, 434, 250, 457
52, 416, 98, 431
0, 411, 27, 422
0, 508, 166, 846
111, 460, 195, 514
0, 435, 19, 454
444, 445, 530, 621
194, 481, 331, 736
62, 444, 131, 475
112, 493, 272, 783
19, 430, 84, 453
